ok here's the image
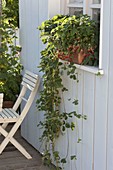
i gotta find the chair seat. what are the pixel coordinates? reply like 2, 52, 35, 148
0, 109, 19, 123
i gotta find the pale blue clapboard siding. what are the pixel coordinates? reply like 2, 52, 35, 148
18, 0, 31, 144
76, 70, 84, 170
106, 0, 113, 169
81, 73, 95, 170
19, 0, 41, 72
54, 70, 95, 170
19, 0, 49, 151
62, 72, 79, 170
70, 73, 80, 170
19, 0, 113, 170
93, 0, 111, 169
19, 0, 30, 141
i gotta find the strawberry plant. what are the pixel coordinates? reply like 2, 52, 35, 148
37, 14, 90, 169
38, 14, 99, 66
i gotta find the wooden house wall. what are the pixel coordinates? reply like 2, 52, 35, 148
19, 0, 113, 169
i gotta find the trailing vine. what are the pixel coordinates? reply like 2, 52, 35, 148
36, 14, 93, 169
37, 48, 85, 169
2, 0, 19, 27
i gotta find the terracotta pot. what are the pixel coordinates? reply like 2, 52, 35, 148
72, 49, 86, 64
3, 101, 14, 108
58, 49, 86, 64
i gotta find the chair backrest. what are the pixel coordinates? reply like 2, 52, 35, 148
13, 70, 40, 116
21, 70, 39, 91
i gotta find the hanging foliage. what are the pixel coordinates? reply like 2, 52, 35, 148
0, 0, 22, 101
2, 0, 19, 27
37, 14, 87, 169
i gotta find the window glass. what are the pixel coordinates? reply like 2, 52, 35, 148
69, 7, 83, 15
93, 0, 101, 4
70, 0, 83, 2
92, 9, 100, 22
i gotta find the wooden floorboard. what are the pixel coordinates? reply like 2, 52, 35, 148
0, 125, 55, 170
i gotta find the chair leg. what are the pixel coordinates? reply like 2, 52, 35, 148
2, 123, 8, 129
0, 126, 32, 159
0, 123, 9, 136
11, 136, 32, 159
0, 126, 10, 154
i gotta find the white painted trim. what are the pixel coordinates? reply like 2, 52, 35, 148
90, 4, 101, 9
83, 0, 88, 14
59, 59, 104, 75
48, 0, 60, 18
67, 2, 83, 8
75, 64, 104, 75
99, 0, 103, 69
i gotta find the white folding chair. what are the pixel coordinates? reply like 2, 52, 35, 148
0, 70, 40, 159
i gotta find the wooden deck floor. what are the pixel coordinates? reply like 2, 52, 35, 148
0, 125, 54, 170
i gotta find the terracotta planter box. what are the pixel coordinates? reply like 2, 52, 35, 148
3, 101, 14, 108
57, 49, 87, 64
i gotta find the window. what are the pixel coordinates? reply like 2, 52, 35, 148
66, 0, 103, 74
67, 0, 83, 16
67, 0, 101, 21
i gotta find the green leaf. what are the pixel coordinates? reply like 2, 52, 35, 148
71, 155, 77, 160
77, 138, 82, 143
62, 126, 65, 131
65, 123, 71, 128
61, 158, 67, 163
73, 99, 78, 105
71, 122, 75, 130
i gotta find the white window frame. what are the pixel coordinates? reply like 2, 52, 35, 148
66, 0, 104, 75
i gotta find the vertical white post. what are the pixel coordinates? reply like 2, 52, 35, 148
99, 0, 104, 70
0, 93, 4, 112
83, 0, 89, 14
60, 0, 69, 15
48, 0, 60, 18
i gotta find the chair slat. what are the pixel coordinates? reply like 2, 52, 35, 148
8, 109, 19, 117
20, 96, 28, 102
26, 70, 38, 79
22, 77, 36, 88
0, 112, 7, 118
2, 110, 12, 118
21, 82, 34, 91
21, 70, 39, 91
24, 74, 37, 83
3, 109, 18, 118
0, 113, 3, 118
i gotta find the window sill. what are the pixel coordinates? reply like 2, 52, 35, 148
74, 64, 104, 75
59, 59, 104, 75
